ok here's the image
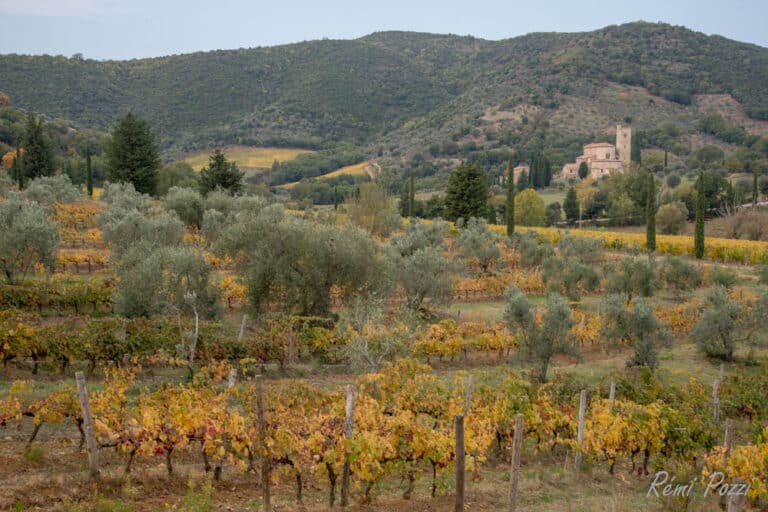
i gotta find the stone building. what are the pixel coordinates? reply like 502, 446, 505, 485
499, 163, 530, 185
560, 125, 632, 180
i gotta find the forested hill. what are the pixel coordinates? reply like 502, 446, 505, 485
1, 21, 767, 154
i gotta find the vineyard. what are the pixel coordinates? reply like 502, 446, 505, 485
2, 185, 768, 511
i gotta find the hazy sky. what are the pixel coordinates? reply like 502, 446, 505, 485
0, 0, 765, 60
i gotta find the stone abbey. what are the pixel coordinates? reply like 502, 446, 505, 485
559, 125, 632, 180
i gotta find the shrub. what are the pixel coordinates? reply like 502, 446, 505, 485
658, 255, 702, 296
657, 201, 688, 235
708, 266, 737, 289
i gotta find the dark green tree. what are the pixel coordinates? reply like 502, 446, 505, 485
631, 131, 642, 165
694, 172, 705, 259
409, 171, 415, 218
22, 113, 55, 180
516, 170, 529, 192
578, 162, 589, 180
199, 149, 244, 196
86, 147, 93, 198
506, 160, 515, 236
444, 163, 488, 222
563, 186, 579, 225
106, 113, 161, 195
646, 173, 656, 253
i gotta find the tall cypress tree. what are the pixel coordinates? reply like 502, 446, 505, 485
506, 159, 515, 236
15, 146, 24, 190
752, 164, 758, 208
86, 146, 93, 198
408, 171, 415, 218
22, 113, 55, 179
631, 132, 642, 165
694, 172, 705, 259
646, 173, 656, 253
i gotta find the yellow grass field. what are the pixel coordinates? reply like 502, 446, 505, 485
182, 145, 313, 171
281, 161, 370, 188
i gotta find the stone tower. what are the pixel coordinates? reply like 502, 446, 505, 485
616, 124, 632, 163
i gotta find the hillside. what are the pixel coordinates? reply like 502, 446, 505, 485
1, 22, 768, 183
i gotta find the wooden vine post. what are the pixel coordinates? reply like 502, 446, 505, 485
464, 375, 473, 416
255, 376, 271, 512
75, 371, 99, 479
455, 414, 465, 512
609, 381, 616, 411
341, 384, 355, 507
508, 413, 524, 512
574, 390, 587, 470
713, 378, 721, 423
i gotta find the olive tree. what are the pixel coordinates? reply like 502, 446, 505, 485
658, 255, 702, 299
605, 257, 655, 303
691, 286, 743, 361
0, 194, 59, 283
346, 182, 401, 237
397, 246, 454, 311
164, 186, 205, 229
456, 217, 500, 273
24, 175, 81, 204
100, 208, 184, 260
218, 209, 388, 317
504, 286, 578, 383
601, 294, 670, 370
542, 256, 600, 301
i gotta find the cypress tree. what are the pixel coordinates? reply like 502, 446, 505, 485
752, 165, 758, 208
10, 149, 18, 184
16, 146, 24, 190
694, 172, 705, 259
506, 159, 515, 236
517, 170, 529, 192
22, 113, 55, 179
86, 147, 93, 197
333, 186, 338, 210
631, 133, 642, 165
646, 173, 656, 253
409, 171, 415, 218
543, 157, 552, 186
578, 162, 589, 180
663, 149, 668, 170
563, 186, 579, 226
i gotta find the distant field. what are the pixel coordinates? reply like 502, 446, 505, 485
183, 145, 313, 171
281, 161, 370, 188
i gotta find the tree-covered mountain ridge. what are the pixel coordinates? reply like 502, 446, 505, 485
1, 21, 767, 157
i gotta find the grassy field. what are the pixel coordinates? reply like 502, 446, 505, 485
182, 145, 313, 171
281, 161, 370, 188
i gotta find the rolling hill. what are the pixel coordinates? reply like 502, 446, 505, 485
1, 21, 768, 183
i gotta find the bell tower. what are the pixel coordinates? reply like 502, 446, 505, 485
616, 124, 632, 163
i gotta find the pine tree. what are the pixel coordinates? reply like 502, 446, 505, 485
506, 159, 515, 236
694, 172, 705, 259
106, 112, 161, 195
22, 113, 55, 179
86, 147, 93, 198
199, 149, 244, 195
646, 173, 656, 253
563, 186, 579, 226
444, 163, 488, 222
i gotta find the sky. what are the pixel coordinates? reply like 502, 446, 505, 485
0, 0, 765, 60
